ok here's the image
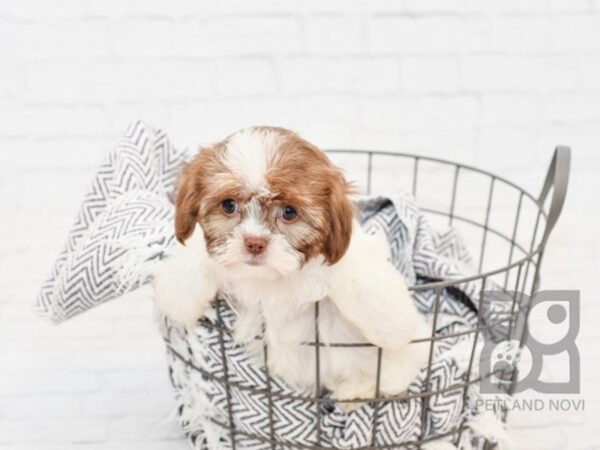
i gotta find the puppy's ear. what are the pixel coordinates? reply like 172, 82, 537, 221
175, 143, 225, 244
174, 163, 200, 245
323, 175, 355, 265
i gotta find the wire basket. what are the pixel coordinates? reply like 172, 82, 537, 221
164, 146, 571, 450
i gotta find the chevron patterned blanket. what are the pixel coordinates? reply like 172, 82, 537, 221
36, 121, 509, 450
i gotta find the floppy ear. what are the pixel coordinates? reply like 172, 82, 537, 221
323, 176, 355, 265
174, 143, 226, 244
174, 164, 200, 244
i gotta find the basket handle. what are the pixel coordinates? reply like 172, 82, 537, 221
538, 146, 571, 246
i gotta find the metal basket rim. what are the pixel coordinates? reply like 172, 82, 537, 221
324, 149, 547, 291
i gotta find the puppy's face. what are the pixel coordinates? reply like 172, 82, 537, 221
175, 127, 354, 280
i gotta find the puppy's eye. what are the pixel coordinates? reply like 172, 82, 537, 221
221, 198, 238, 215
281, 205, 297, 221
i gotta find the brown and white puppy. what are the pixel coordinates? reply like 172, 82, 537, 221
154, 127, 428, 406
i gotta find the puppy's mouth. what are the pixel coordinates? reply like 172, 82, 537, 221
244, 254, 266, 266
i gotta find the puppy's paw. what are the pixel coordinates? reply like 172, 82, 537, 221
153, 227, 218, 326
153, 261, 216, 327
332, 381, 374, 413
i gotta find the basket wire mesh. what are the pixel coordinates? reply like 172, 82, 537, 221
170, 146, 571, 450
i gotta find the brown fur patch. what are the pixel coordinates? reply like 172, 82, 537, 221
266, 133, 355, 264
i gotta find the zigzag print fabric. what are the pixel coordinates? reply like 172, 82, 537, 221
35, 121, 187, 322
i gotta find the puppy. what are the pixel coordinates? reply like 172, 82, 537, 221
154, 127, 428, 408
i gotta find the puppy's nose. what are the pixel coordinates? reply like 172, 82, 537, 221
244, 235, 268, 256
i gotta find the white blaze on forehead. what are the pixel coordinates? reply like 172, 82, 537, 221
223, 128, 281, 193
240, 198, 270, 237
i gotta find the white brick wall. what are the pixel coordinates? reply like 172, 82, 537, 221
1, 1, 599, 449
